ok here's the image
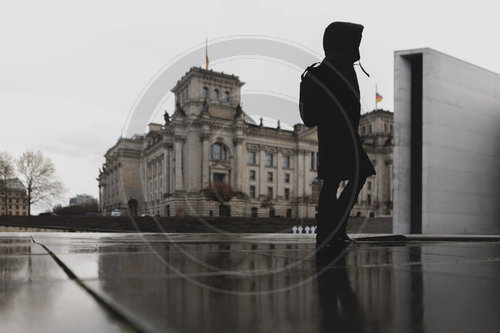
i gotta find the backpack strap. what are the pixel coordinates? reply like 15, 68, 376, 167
301, 62, 321, 80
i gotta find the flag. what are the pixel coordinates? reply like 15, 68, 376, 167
205, 38, 209, 70
376, 92, 383, 103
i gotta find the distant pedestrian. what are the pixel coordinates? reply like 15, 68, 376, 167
299, 22, 376, 248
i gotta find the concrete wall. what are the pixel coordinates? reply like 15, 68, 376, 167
394, 48, 500, 234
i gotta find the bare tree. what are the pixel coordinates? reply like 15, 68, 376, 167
0, 151, 15, 215
16, 150, 64, 215
203, 182, 235, 216
203, 182, 234, 204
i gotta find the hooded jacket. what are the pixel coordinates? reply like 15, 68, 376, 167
315, 22, 375, 180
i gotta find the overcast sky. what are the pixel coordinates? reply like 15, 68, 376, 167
1, 0, 499, 213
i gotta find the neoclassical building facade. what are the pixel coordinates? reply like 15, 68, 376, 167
351, 109, 394, 217
98, 67, 319, 218
98, 67, 394, 218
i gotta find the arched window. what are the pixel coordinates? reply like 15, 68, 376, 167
224, 91, 230, 102
214, 89, 219, 101
202, 87, 208, 99
210, 143, 228, 160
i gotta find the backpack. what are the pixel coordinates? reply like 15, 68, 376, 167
299, 61, 324, 127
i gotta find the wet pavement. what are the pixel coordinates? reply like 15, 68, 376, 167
1, 233, 499, 333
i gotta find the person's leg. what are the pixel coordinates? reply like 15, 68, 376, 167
334, 176, 367, 237
316, 178, 341, 245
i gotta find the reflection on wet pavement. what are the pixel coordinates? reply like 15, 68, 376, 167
0, 236, 125, 333
2, 233, 500, 333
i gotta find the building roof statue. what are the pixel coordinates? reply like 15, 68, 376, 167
234, 103, 243, 120
163, 110, 170, 124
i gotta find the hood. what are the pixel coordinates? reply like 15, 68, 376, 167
323, 22, 364, 62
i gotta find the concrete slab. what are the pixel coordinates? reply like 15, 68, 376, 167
0, 235, 129, 333
2, 232, 500, 333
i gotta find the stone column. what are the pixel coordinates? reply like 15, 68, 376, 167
297, 149, 305, 197
174, 136, 185, 191
200, 133, 210, 188
276, 149, 283, 200
233, 137, 244, 192
259, 146, 266, 198
168, 146, 174, 195
163, 150, 168, 195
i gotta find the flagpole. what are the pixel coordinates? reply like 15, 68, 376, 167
375, 84, 378, 110
205, 37, 208, 70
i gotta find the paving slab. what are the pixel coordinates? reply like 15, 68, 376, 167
2, 232, 500, 333
0, 235, 129, 333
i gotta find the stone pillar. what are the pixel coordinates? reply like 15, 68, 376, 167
174, 136, 185, 191
163, 150, 168, 195
200, 134, 210, 188
259, 147, 266, 198
168, 146, 174, 195
233, 137, 244, 192
297, 149, 305, 197
276, 149, 283, 200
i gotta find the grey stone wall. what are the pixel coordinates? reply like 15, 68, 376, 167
394, 48, 500, 234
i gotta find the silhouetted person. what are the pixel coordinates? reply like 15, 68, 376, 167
300, 22, 375, 247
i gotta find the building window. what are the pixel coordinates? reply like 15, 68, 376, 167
267, 172, 273, 182
369, 125, 373, 133
362, 126, 366, 134
284, 188, 290, 200
367, 181, 372, 190
367, 194, 372, 205
251, 207, 258, 218
267, 153, 273, 166
210, 143, 228, 160
202, 87, 208, 99
225, 91, 230, 102
249, 151, 256, 165
267, 187, 273, 199
249, 170, 256, 181
213, 173, 226, 183
312, 178, 321, 201
311, 152, 315, 170
384, 123, 388, 132
390, 124, 393, 133
284, 173, 290, 183
249, 185, 256, 198
214, 89, 219, 100
284, 155, 290, 168
286, 209, 292, 218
